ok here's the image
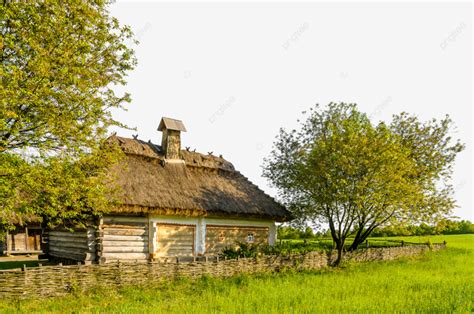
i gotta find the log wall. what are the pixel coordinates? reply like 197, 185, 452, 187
47, 229, 96, 263
97, 216, 149, 263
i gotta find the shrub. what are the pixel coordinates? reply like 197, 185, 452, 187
221, 241, 260, 259
221, 239, 329, 259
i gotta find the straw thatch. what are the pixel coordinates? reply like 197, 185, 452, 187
107, 136, 291, 222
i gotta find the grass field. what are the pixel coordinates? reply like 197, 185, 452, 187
0, 234, 472, 313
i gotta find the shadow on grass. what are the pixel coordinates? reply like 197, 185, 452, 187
0, 259, 52, 270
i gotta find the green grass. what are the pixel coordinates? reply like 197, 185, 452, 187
0, 234, 472, 313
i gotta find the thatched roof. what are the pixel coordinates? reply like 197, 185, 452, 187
107, 136, 292, 222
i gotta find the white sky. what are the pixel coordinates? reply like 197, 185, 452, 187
109, 1, 473, 221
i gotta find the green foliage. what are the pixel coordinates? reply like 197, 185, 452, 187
263, 103, 464, 264
262, 240, 327, 255
0, 1, 136, 228
371, 219, 474, 237
0, 234, 472, 313
221, 239, 328, 259
277, 225, 316, 239
0, 1, 136, 153
221, 241, 261, 259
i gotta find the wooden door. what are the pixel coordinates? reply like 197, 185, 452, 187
27, 229, 41, 251
156, 224, 195, 257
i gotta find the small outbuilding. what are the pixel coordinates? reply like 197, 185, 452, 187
47, 117, 292, 263
0, 213, 43, 256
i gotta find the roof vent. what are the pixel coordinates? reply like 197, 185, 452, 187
158, 117, 187, 161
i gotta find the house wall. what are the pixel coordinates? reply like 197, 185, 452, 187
47, 215, 277, 262
205, 225, 269, 254
48, 229, 96, 263
98, 216, 149, 263
149, 215, 276, 257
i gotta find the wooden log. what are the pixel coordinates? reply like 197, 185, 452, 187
102, 246, 148, 253
100, 252, 148, 260
49, 246, 90, 255
102, 224, 148, 230
103, 216, 147, 223
102, 235, 148, 242
103, 228, 147, 236
49, 241, 91, 250
101, 240, 147, 247
49, 231, 87, 238
49, 235, 87, 244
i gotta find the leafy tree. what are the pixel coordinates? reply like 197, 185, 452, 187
277, 226, 301, 239
263, 103, 464, 265
303, 226, 314, 239
0, 1, 135, 228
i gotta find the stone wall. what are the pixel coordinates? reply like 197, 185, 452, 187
0, 244, 445, 299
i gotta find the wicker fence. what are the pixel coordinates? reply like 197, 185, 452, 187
0, 243, 445, 299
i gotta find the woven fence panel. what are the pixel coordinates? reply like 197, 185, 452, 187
0, 244, 445, 299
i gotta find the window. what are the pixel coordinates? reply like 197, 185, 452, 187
247, 233, 254, 243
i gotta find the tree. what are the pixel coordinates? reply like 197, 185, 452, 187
263, 103, 464, 265
303, 226, 314, 239
0, 1, 136, 228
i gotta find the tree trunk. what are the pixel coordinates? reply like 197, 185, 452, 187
349, 227, 375, 251
333, 246, 343, 266
332, 240, 345, 266
348, 227, 364, 251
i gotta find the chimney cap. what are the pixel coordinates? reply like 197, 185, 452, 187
158, 117, 187, 132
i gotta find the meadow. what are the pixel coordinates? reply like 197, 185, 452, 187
0, 234, 472, 313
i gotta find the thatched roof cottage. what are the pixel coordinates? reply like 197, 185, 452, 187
48, 117, 291, 263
